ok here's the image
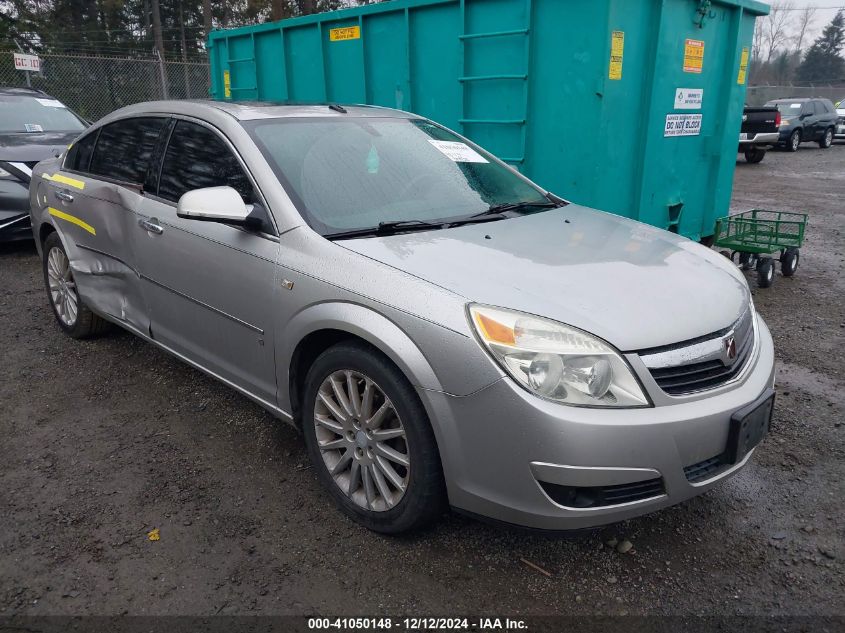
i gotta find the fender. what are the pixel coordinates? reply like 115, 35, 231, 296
278, 300, 445, 414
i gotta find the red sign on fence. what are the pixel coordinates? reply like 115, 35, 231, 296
13, 53, 41, 72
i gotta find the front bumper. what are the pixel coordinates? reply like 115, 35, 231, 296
0, 179, 32, 241
421, 314, 776, 530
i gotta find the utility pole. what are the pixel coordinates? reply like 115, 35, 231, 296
151, 0, 169, 99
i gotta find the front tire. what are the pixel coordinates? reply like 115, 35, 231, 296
301, 341, 446, 533
42, 232, 110, 338
787, 130, 801, 152
757, 257, 775, 288
780, 248, 800, 277
818, 127, 834, 148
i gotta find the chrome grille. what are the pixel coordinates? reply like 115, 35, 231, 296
640, 308, 755, 396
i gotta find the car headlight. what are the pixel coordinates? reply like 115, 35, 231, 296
469, 305, 650, 408
0, 167, 15, 180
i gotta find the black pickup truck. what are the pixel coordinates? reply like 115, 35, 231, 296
738, 106, 780, 163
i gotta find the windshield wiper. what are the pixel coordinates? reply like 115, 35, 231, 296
470, 200, 560, 219
324, 219, 447, 241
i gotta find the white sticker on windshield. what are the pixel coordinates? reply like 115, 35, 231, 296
428, 140, 488, 163
35, 98, 66, 108
790, 103, 801, 108
24, 123, 44, 132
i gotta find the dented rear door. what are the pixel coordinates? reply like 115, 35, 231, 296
44, 116, 170, 334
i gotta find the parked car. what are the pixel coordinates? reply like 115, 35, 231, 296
0, 87, 87, 241
765, 97, 838, 152
835, 98, 845, 142
738, 105, 780, 163
29, 102, 776, 533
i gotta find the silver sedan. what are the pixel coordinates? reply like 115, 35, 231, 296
29, 101, 775, 533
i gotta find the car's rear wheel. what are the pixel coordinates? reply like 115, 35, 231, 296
818, 127, 834, 148
744, 147, 766, 163
301, 341, 446, 533
787, 130, 801, 152
42, 232, 109, 338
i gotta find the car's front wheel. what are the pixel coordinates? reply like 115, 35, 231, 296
301, 341, 446, 533
787, 129, 802, 152
818, 127, 834, 148
42, 232, 109, 338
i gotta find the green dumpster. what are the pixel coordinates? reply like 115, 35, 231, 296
208, 0, 769, 241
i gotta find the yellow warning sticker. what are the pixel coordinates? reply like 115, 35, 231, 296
684, 39, 705, 73
223, 70, 231, 99
329, 26, 361, 42
44, 173, 85, 190
737, 47, 750, 85
609, 31, 625, 80
48, 207, 96, 235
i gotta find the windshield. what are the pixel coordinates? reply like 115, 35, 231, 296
243, 117, 550, 235
767, 102, 804, 117
0, 95, 85, 133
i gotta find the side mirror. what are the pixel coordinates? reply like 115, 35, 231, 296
176, 186, 256, 228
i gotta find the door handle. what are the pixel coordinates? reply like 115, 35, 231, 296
139, 218, 164, 235
55, 190, 74, 203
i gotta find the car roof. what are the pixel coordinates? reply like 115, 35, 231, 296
0, 86, 52, 97
767, 97, 830, 103
107, 99, 419, 122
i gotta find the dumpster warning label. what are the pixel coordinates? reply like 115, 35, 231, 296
737, 47, 750, 84
223, 70, 231, 98
608, 31, 624, 80
664, 113, 702, 137
428, 140, 488, 163
330, 26, 361, 41
683, 39, 705, 73
674, 88, 703, 110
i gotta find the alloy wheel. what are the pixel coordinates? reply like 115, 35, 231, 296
313, 370, 410, 512
47, 247, 78, 327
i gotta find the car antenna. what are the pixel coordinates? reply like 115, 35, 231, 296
328, 104, 347, 113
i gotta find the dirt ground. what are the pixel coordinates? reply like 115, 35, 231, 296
1, 144, 843, 619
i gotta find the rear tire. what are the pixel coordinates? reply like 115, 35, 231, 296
787, 130, 801, 152
818, 127, 834, 149
744, 147, 766, 163
301, 341, 446, 534
42, 232, 110, 339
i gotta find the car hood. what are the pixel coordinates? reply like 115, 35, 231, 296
0, 132, 78, 162
339, 206, 750, 351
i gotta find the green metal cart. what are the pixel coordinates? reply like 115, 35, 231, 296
714, 209, 808, 288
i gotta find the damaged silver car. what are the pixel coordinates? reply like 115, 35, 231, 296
29, 101, 775, 533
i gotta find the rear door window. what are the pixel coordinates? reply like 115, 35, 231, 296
157, 120, 254, 203
64, 131, 98, 173
89, 117, 167, 185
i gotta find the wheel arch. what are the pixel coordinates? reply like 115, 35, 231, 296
282, 302, 444, 428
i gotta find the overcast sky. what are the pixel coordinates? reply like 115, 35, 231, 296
777, 0, 845, 42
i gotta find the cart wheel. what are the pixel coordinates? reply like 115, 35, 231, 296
739, 252, 756, 271
720, 250, 732, 259
780, 248, 799, 277
757, 258, 775, 288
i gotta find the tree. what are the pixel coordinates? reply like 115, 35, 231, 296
794, 6, 816, 52
796, 10, 845, 83
762, 0, 794, 63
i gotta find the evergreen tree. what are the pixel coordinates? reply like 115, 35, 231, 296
796, 10, 845, 82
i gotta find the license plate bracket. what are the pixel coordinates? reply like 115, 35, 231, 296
726, 390, 775, 464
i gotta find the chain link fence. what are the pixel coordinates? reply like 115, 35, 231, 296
746, 84, 845, 106
0, 52, 210, 121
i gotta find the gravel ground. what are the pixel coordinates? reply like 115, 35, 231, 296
0, 144, 843, 618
